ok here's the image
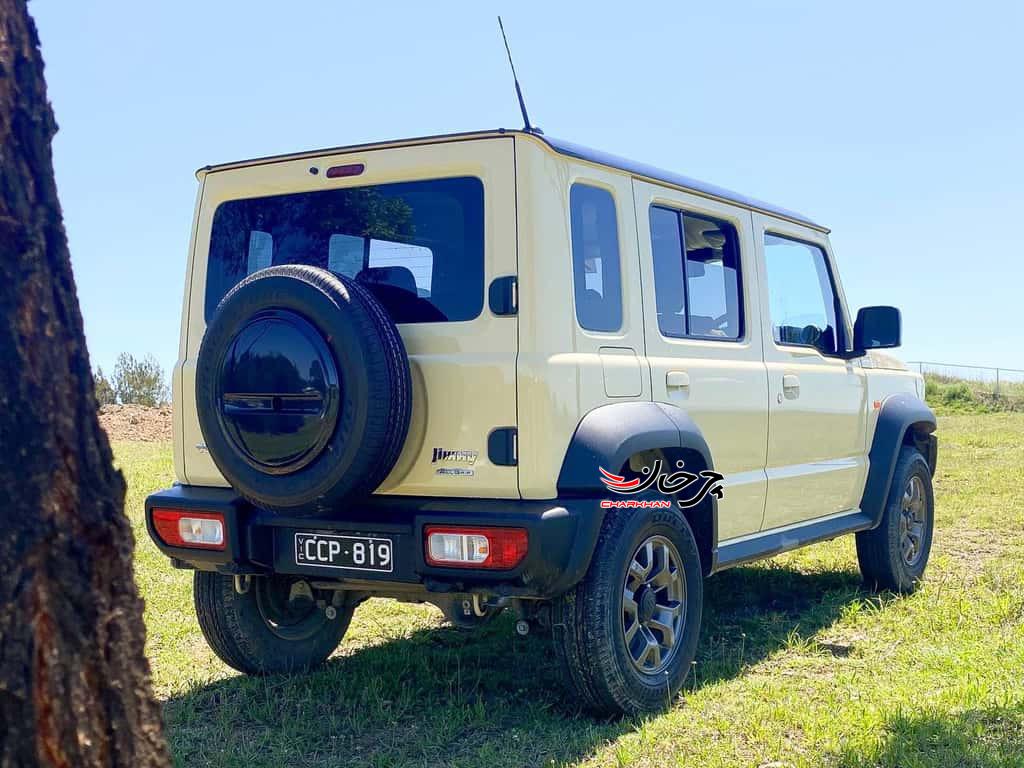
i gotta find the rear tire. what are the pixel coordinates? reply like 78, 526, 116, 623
856, 446, 934, 593
194, 572, 352, 675
553, 505, 703, 716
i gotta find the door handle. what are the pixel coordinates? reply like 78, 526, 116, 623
782, 374, 800, 393
666, 371, 690, 389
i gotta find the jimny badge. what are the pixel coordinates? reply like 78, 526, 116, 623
432, 447, 479, 477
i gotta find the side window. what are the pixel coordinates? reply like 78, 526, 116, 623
648, 206, 742, 339
328, 235, 434, 297
763, 234, 840, 355
367, 241, 433, 297
650, 206, 686, 337
570, 184, 623, 333
327, 234, 364, 277
246, 231, 273, 272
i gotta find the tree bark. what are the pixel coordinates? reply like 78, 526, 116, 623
0, 1, 170, 765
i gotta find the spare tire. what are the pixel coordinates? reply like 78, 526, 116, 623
196, 265, 411, 514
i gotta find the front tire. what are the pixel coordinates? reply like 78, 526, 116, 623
856, 446, 934, 593
553, 506, 703, 716
194, 572, 352, 675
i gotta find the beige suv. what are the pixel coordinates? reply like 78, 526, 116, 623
146, 129, 938, 715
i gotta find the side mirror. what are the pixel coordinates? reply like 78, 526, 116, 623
852, 305, 901, 355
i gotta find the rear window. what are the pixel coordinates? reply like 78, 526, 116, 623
570, 184, 623, 333
205, 176, 484, 323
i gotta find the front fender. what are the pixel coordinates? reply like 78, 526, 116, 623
861, 393, 937, 527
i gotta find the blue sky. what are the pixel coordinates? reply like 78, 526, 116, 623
32, 1, 1023, 379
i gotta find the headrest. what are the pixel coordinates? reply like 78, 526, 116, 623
357, 265, 417, 295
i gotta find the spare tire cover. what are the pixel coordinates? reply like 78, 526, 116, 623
196, 265, 412, 513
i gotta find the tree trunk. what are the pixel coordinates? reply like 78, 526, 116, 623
0, 1, 170, 765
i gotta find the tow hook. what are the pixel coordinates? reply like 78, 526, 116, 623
471, 594, 489, 617
233, 575, 251, 595
460, 594, 499, 618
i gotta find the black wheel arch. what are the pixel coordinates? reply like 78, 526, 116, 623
860, 393, 937, 528
556, 401, 718, 575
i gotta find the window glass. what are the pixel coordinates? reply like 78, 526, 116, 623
649, 206, 686, 337
206, 177, 483, 324
247, 231, 273, 272
682, 213, 742, 339
368, 240, 433, 296
648, 206, 742, 339
570, 184, 622, 332
328, 236, 434, 297
763, 234, 839, 354
326, 234, 363, 278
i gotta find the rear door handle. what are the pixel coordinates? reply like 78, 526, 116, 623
782, 374, 800, 393
666, 371, 690, 389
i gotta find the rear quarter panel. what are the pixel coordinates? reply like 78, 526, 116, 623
513, 136, 649, 499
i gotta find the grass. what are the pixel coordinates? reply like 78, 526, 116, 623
118, 413, 1024, 767
925, 373, 1024, 414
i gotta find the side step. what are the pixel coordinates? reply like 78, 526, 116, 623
713, 510, 874, 573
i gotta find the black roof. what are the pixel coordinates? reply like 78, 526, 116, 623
201, 128, 824, 230
538, 133, 823, 230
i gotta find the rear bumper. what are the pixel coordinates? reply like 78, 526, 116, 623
144, 485, 606, 599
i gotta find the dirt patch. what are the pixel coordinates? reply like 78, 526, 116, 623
98, 404, 173, 443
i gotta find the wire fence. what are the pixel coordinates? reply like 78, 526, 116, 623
908, 361, 1024, 408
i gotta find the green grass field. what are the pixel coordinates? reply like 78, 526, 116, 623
119, 414, 1024, 767
925, 373, 1024, 414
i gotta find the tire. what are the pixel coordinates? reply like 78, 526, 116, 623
193, 572, 353, 675
196, 265, 412, 514
856, 446, 934, 593
552, 505, 703, 716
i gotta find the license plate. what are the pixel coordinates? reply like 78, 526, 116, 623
294, 532, 394, 573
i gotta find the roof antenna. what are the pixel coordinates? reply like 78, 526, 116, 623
497, 16, 539, 134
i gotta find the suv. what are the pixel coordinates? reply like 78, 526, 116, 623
146, 129, 938, 715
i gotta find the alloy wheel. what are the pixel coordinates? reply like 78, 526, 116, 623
899, 475, 928, 567
621, 535, 686, 674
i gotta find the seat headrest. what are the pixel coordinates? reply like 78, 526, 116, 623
357, 265, 418, 295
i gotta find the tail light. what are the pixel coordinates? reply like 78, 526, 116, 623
151, 509, 226, 550
424, 525, 527, 569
